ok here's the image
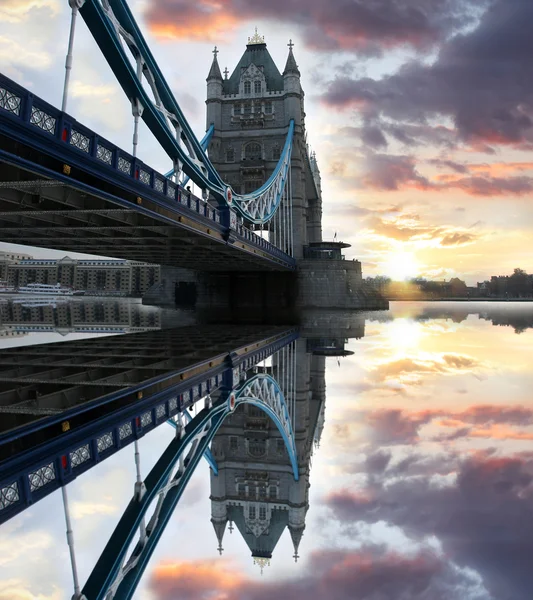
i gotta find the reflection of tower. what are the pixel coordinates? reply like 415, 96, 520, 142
209, 339, 325, 566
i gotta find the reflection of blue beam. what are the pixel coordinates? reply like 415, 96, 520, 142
167, 414, 218, 475
82, 375, 297, 600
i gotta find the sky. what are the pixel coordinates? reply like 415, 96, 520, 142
2, 0, 533, 283
2, 301, 533, 599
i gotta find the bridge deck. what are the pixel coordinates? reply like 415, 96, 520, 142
0, 325, 297, 523
0, 74, 294, 271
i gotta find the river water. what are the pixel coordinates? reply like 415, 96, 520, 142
1, 300, 532, 600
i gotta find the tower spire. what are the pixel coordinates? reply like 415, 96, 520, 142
283, 39, 300, 76
211, 517, 228, 555
289, 525, 304, 563
207, 46, 223, 81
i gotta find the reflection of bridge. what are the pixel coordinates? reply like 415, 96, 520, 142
0, 324, 298, 599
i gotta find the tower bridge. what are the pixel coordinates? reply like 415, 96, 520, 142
0, 0, 387, 311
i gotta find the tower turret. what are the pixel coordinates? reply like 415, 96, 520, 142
206, 46, 223, 130
283, 41, 302, 125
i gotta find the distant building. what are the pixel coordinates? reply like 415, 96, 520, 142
0, 253, 160, 296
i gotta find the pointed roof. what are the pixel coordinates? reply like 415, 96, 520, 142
207, 47, 223, 81
283, 48, 300, 76
289, 525, 305, 562
211, 518, 227, 554
227, 505, 288, 559
223, 41, 284, 94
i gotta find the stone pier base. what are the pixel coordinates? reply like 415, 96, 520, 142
296, 260, 388, 310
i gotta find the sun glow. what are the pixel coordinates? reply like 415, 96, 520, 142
381, 251, 420, 280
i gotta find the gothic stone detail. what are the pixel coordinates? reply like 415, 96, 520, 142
28, 463, 56, 492
30, 106, 56, 134
0, 87, 21, 115
140, 411, 152, 427
70, 444, 91, 468
70, 129, 90, 152
119, 422, 133, 440
97, 432, 114, 453
0, 481, 19, 510
118, 157, 132, 175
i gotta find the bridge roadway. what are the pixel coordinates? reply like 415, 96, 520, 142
0, 325, 297, 524
0, 74, 295, 271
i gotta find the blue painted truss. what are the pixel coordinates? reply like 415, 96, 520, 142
81, 374, 298, 600
78, 0, 294, 224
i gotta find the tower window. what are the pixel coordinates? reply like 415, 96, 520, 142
249, 505, 256, 519
230, 436, 238, 451
265, 101, 272, 114
243, 102, 252, 116
254, 80, 262, 94
276, 439, 285, 455
272, 145, 281, 160
245, 142, 262, 160
259, 506, 267, 520
269, 485, 277, 499
226, 147, 235, 162
244, 80, 251, 95
238, 483, 246, 497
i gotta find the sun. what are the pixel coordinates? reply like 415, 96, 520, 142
381, 251, 420, 280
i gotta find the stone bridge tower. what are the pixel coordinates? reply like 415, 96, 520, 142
206, 31, 322, 259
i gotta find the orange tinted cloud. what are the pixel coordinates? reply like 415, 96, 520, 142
151, 560, 246, 599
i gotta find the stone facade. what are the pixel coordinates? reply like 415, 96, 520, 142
209, 340, 325, 563
206, 37, 321, 259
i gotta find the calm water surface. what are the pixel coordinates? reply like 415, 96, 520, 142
1, 301, 532, 600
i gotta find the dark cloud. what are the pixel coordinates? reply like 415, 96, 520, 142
358, 153, 533, 196
326, 451, 533, 600
150, 547, 489, 600
357, 403, 533, 446
428, 158, 468, 173
440, 232, 476, 245
322, 0, 533, 147
145, 0, 485, 55
361, 154, 430, 190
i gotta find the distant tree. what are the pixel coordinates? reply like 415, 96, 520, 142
509, 268, 530, 297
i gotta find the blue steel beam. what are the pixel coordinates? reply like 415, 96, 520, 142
164, 124, 214, 180
78, 0, 294, 224
167, 413, 218, 475
0, 330, 298, 525
0, 74, 295, 269
81, 374, 298, 600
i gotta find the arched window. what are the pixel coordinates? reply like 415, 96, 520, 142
254, 80, 261, 94
244, 80, 251, 95
226, 147, 235, 162
245, 142, 262, 160
259, 506, 267, 520
249, 505, 256, 519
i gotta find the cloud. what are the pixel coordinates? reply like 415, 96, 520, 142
326, 450, 533, 600
0, 581, 62, 600
144, 0, 485, 55
0, 0, 59, 23
0, 36, 52, 72
360, 155, 430, 191
440, 232, 476, 246
70, 501, 118, 520
353, 403, 533, 446
321, 0, 533, 149
357, 154, 533, 196
150, 548, 490, 600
